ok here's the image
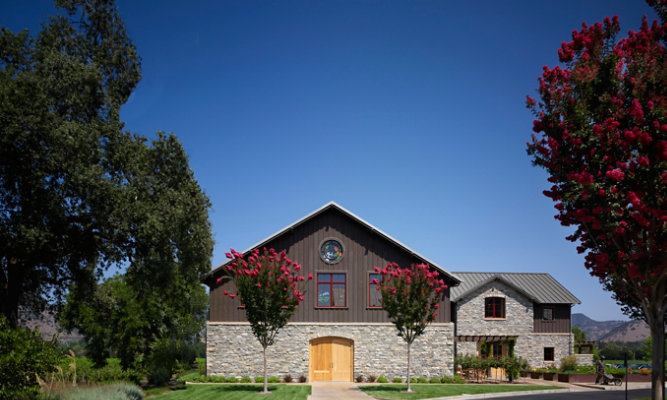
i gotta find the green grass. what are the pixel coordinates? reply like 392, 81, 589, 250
150, 384, 311, 399
358, 384, 564, 399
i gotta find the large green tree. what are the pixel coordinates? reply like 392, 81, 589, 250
0, 0, 213, 334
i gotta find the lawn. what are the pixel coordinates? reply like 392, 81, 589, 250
149, 384, 311, 399
358, 384, 564, 399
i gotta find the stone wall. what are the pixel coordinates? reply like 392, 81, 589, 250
454, 281, 573, 368
207, 322, 454, 380
574, 353, 594, 366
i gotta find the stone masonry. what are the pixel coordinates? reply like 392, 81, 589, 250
207, 322, 455, 380
455, 281, 573, 368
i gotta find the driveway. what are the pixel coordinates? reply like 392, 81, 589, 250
309, 382, 374, 399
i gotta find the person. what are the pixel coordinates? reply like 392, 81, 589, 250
595, 357, 605, 384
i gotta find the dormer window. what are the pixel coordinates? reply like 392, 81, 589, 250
485, 297, 505, 319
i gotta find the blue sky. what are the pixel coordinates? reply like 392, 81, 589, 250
2, 1, 658, 321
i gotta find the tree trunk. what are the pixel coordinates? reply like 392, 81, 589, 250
263, 345, 268, 393
0, 262, 22, 328
406, 341, 412, 392
649, 312, 664, 400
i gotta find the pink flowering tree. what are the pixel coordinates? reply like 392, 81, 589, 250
217, 248, 312, 393
374, 262, 448, 392
526, 15, 666, 400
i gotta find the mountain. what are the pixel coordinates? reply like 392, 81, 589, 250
19, 310, 83, 344
572, 313, 649, 342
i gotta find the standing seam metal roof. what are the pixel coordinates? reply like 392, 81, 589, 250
450, 272, 580, 304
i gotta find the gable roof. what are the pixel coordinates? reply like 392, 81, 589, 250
204, 201, 460, 286
450, 272, 580, 304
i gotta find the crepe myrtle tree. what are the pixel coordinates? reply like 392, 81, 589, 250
526, 15, 666, 400
374, 263, 447, 392
217, 248, 312, 393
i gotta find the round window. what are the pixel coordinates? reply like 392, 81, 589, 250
320, 239, 343, 264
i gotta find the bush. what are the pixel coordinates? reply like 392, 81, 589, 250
197, 358, 206, 376
409, 377, 417, 383
240, 377, 252, 383
429, 377, 440, 383
367, 375, 377, 383
145, 339, 199, 386
0, 316, 63, 400
355, 374, 365, 383
377, 376, 388, 383
392, 377, 402, 383
267, 376, 281, 383
225, 376, 238, 383
283, 374, 293, 383
417, 377, 427, 383
299, 375, 307, 383
441, 375, 466, 384
255, 376, 264, 383
560, 355, 578, 372
44, 383, 144, 400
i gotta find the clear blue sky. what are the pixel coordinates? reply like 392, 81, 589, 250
2, 0, 658, 322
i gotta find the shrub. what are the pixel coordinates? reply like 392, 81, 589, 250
417, 377, 427, 383
409, 377, 417, 383
299, 375, 307, 383
268, 376, 281, 383
197, 358, 206, 376
0, 316, 63, 400
44, 383, 144, 400
392, 377, 402, 383
225, 376, 239, 383
377, 376, 388, 383
441, 375, 466, 384
255, 376, 264, 383
429, 377, 440, 383
283, 374, 293, 383
560, 355, 578, 372
355, 374, 365, 383
240, 376, 252, 383
367, 375, 377, 383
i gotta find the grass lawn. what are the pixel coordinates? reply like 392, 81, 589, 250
150, 384, 311, 400
358, 384, 564, 399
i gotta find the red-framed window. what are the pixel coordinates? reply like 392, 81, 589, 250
368, 273, 382, 308
544, 347, 555, 361
484, 297, 505, 318
317, 273, 346, 307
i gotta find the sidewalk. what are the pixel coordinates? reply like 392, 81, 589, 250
308, 382, 374, 400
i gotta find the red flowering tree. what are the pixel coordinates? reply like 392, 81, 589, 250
375, 263, 448, 392
218, 248, 312, 393
526, 15, 666, 400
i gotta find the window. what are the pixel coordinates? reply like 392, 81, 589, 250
368, 273, 382, 308
544, 347, 555, 361
485, 297, 505, 318
543, 307, 554, 320
317, 273, 346, 307
320, 240, 343, 264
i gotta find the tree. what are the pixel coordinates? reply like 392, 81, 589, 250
0, 0, 141, 327
526, 15, 666, 400
572, 327, 587, 344
375, 262, 447, 392
220, 248, 312, 393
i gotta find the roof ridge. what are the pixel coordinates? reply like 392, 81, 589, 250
453, 272, 550, 275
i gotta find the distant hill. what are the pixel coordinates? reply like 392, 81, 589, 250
19, 310, 83, 344
572, 313, 649, 343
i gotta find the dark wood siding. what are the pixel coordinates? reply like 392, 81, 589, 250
210, 208, 453, 323
533, 304, 571, 333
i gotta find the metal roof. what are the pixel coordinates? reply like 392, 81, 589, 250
204, 202, 461, 286
450, 272, 580, 304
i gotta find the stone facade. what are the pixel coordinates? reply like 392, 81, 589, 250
455, 281, 573, 368
574, 353, 594, 366
207, 322, 455, 380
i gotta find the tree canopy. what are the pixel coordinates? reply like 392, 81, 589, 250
527, 14, 666, 400
0, 0, 213, 341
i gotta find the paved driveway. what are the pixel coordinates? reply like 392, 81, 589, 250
309, 382, 374, 399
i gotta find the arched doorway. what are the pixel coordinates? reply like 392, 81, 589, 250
309, 337, 354, 381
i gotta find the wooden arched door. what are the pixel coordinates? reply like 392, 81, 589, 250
309, 337, 353, 381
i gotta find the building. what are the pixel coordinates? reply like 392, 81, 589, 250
203, 202, 579, 380
451, 272, 580, 368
